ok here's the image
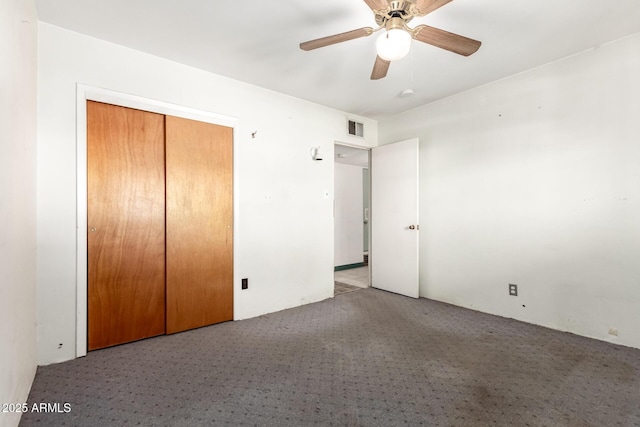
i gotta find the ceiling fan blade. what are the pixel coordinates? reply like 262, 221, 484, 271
412, 25, 481, 56
300, 27, 374, 51
412, 0, 454, 16
370, 55, 390, 80
363, 0, 389, 13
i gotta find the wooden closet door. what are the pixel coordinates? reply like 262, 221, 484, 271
87, 101, 166, 350
165, 116, 234, 334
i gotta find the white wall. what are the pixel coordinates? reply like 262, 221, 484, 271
334, 163, 364, 267
379, 33, 640, 349
37, 23, 377, 365
0, 0, 38, 425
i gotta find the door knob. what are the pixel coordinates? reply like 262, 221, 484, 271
90, 227, 97, 232
409, 225, 416, 230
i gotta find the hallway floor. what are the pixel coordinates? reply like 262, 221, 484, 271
334, 266, 369, 289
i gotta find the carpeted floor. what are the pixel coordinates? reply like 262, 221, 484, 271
20, 288, 640, 426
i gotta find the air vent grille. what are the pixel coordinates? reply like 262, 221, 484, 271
348, 120, 364, 137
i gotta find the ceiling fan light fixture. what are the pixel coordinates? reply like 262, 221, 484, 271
299, 0, 482, 80
376, 28, 411, 61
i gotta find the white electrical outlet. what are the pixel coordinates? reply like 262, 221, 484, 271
608, 328, 618, 336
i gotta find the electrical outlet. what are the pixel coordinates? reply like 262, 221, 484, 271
509, 284, 518, 296
241, 278, 248, 290
609, 328, 618, 336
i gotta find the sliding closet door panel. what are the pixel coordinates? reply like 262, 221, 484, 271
165, 116, 233, 334
87, 101, 166, 350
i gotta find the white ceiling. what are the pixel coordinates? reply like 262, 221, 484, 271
35, 0, 640, 119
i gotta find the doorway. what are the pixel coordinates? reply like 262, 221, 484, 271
334, 143, 370, 295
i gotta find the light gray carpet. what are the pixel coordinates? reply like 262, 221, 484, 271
20, 288, 640, 426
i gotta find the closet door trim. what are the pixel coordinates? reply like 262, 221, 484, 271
76, 84, 237, 358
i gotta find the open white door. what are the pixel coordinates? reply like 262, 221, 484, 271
371, 138, 419, 298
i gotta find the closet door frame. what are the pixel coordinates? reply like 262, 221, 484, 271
76, 84, 238, 358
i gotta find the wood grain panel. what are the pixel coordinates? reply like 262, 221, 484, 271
87, 101, 166, 350
165, 116, 233, 334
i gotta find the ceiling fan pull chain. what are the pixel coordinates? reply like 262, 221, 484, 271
410, 42, 415, 83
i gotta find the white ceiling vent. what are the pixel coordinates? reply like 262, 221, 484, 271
348, 119, 364, 138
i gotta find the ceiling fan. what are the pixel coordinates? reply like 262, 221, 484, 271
299, 0, 481, 80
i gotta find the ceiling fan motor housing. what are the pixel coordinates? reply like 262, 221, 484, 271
375, 1, 414, 27
386, 16, 406, 31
